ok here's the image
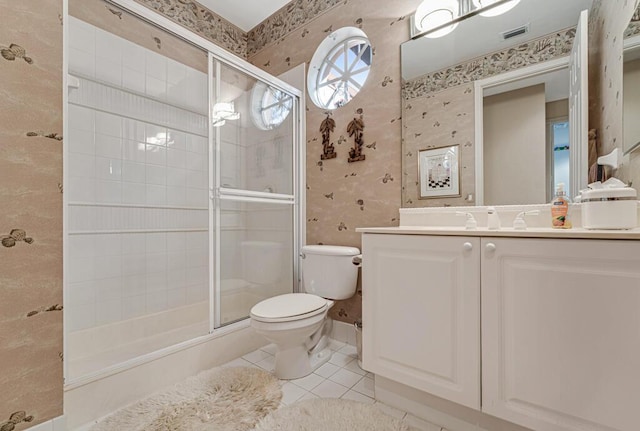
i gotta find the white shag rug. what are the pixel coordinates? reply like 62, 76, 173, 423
253, 399, 415, 431
91, 366, 282, 431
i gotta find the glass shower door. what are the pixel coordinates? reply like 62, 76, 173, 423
65, 4, 210, 381
211, 58, 298, 327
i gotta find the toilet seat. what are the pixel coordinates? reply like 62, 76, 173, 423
250, 293, 328, 323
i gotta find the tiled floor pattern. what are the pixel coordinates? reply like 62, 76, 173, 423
222, 340, 446, 431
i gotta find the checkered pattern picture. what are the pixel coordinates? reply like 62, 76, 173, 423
427, 176, 451, 190
418, 145, 460, 198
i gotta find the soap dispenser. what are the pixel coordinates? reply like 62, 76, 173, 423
487, 206, 501, 230
551, 183, 572, 229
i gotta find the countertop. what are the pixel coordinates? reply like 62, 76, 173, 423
356, 226, 640, 240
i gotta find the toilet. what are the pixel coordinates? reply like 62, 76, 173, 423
249, 245, 360, 379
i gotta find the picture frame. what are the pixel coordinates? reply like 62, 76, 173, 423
418, 144, 461, 199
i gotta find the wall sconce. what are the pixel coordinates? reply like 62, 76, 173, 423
212, 102, 240, 127
472, 0, 520, 17
414, 0, 460, 39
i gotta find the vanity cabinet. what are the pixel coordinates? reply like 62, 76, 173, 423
482, 237, 640, 431
361, 234, 481, 409
362, 233, 640, 431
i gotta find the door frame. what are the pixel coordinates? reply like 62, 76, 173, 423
474, 56, 569, 205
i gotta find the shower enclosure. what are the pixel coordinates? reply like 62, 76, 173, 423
64, 0, 302, 384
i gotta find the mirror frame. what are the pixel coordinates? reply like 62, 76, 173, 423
623, 34, 640, 155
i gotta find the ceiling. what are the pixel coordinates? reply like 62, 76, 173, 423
401, 0, 594, 80
197, 0, 291, 32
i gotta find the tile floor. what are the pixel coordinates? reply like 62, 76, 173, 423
222, 339, 446, 431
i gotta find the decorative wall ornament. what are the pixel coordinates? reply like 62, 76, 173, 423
1, 229, 34, 248
0, 43, 33, 64
347, 115, 365, 163
402, 27, 576, 100
133, 0, 247, 57
320, 113, 337, 160
247, 0, 344, 56
0, 411, 34, 431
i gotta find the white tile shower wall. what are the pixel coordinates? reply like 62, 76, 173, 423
66, 18, 215, 357
68, 16, 208, 114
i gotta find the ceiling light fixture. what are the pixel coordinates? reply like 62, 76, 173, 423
472, 0, 521, 17
414, 0, 460, 39
212, 102, 240, 127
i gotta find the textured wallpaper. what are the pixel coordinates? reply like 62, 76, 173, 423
133, 0, 247, 57
248, 0, 418, 323
0, 0, 64, 427
589, 0, 640, 188
402, 86, 476, 207
247, 0, 344, 56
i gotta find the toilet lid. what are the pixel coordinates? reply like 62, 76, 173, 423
250, 293, 327, 320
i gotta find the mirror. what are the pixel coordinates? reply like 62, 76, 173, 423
624, 11, 640, 155
401, 0, 592, 207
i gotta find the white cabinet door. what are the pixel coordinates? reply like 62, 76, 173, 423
482, 238, 640, 431
362, 234, 480, 409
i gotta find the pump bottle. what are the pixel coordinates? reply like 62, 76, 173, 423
551, 183, 572, 229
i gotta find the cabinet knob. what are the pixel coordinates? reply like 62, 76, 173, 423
463, 242, 473, 251
485, 243, 496, 252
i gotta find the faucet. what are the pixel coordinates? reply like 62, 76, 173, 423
455, 212, 478, 230
512, 210, 541, 230
487, 206, 501, 230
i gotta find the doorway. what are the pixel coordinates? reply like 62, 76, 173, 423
474, 58, 571, 205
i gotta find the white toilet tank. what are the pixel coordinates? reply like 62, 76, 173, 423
301, 245, 360, 300
241, 241, 284, 285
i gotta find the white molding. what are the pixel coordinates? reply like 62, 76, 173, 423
474, 57, 570, 205
25, 415, 66, 431
376, 379, 478, 431
474, 80, 484, 206
375, 376, 531, 431
63, 0, 70, 387
624, 34, 640, 51
330, 320, 357, 345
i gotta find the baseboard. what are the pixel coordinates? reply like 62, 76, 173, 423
25, 415, 66, 431
374, 377, 531, 431
330, 320, 357, 346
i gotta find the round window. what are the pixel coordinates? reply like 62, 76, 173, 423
251, 82, 293, 130
308, 27, 372, 110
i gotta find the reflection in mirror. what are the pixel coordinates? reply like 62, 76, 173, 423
481, 73, 569, 205
401, 0, 592, 207
411, 0, 522, 39
623, 34, 640, 155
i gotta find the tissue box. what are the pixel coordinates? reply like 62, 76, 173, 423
581, 187, 638, 229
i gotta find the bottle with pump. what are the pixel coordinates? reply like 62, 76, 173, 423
551, 183, 572, 229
